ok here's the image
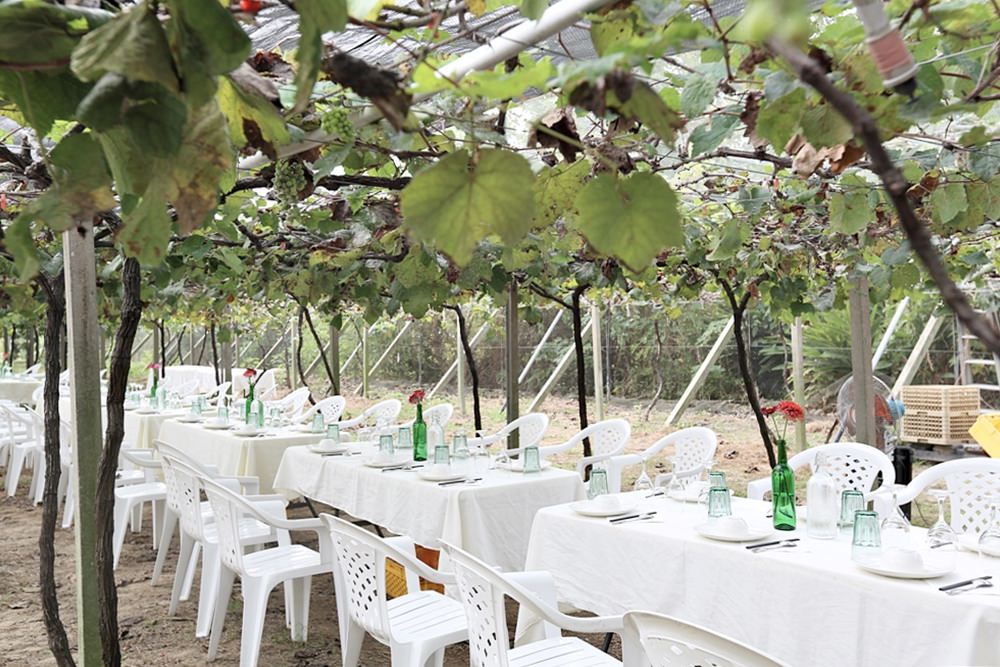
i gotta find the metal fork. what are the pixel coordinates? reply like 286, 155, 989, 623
943, 577, 994, 596
748, 539, 800, 553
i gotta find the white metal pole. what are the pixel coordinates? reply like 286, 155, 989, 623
791, 317, 807, 451
871, 297, 909, 369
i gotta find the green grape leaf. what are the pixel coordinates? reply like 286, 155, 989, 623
463, 57, 555, 99
117, 181, 174, 265
292, 0, 348, 113
756, 88, 805, 152
707, 217, 747, 261
400, 148, 536, 265
0, 69, 92, 136
800, 103, 852, 148
218, 75, 290, 153
571, 172, 682, 272
71, 1, 179, 93
680, 73, 719, 117
519, 0, 547, 20
166, 0, 251, 75
929, 183, 966, 225
165, 102, 235, 233
619, 81, 684, 144
5, 216, 40, 281
0, 1, 110, 64
533, 159, 590, 227
828, 191, 869, 235
347, 0, 387, 20
689, 111, 740, 157
122, 82, 188, 156
75, 72, 128, 131
968, 143, 1000, 181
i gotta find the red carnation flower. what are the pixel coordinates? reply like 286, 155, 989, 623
147, 362, 161, 370
243, 368, 257, 378
761, 406, 776, 416
409, 389, 425, 405
774, 400, 805, 422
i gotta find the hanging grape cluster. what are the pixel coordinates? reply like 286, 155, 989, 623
321, 106, 355, 145
273, 160, 306, 204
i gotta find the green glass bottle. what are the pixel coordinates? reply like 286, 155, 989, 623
412, 403, 427, 461
771, 438, 797, 531
244, 384, 255, 424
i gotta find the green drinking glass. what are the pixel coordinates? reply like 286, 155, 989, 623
852, 510, 882, 561
707, 487, 732, 518
709, 471, 727, 489
839, 489, 865, 527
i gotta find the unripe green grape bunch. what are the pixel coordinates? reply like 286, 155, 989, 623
321, 106, 355, 143
273, 160, 306, 203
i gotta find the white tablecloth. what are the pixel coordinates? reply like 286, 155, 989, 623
524, 495, 1000, 667
57, 398, 183, 449
274, 447, 585, 570
0, 378, 42, 404
158, 421, 324, 493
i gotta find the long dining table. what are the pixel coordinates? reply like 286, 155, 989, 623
524, 493, 1000, 667
273, 445, 585, 571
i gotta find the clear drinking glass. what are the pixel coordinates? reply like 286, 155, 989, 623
379, 434, 395, 456
633, 459, 654, 492
218, 405, 229, 423
852, 510, 882, 561
707, 487, 732, 518
434, 444, 450, 466
881, 492, 912, 549
326, 423, 340, 445
398, 426, 412, 450
839, 489, 865, 528
311, 412, 324, 433
666, 473, 685, 500
587, 468, 609, 500
978, 497, 1000, 553
522, 446, 541, 474
926, 489, 958, 548
708, 470, 727, 489
471, 444, 489, 475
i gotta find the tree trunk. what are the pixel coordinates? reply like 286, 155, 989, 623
447, 305, 482, 432
95, 258, 143, 667
720, 280, 776, 468
158, 320, 166, 376
570, 287, 590, 456
37, 272, 75, 667
210, 322, 220, 385
297, 301, 335, 400
296, 308, 309, 390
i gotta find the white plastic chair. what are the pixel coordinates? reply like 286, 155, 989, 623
607, 427, 718, 494
298, 395, 347, 425
337, 399, 403, 432
440, 541, 622, 666
419, 403, 454, 430
746, 442, 895, 500
875, 459, 1000, 534
540, 418, 631, 478
113, 449, 167, 568
468, 413, 550, 452
621, 611, 786, 667
203, 476, 333, 667
269, 387, 312, 420
209, 381, 232, 407
162, 456, 286, 638
4, 407, 43, 499
323, 515, 467, 667
152, 441, 262, 584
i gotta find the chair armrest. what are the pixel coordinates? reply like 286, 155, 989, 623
558, 614, 624, 635
336, 415, 365, 429
746, 476, 770, 500
233, 475, 260, 495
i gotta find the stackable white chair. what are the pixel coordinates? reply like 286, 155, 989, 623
208, 381, 231, 407
297, 395, 347, 425
622, 611, 785, 667
440, 542, 622, 666
113, 449, 167, 568
253, 368, 279, 401
323, 515, 467, 667
540, 418, 631, 478
607, 427, 718, 493
419, 403, 454, 430
203, 477, 333, 667
336, 398, 403, 432
4, 407, 43, 498
24, 363, 43, 377
269, 387, 312, 420
746, 442, 895, 500
162, 456, 285, 639
875, 459, 1000, 534
468, 413, 550, 452
0, 400, 31, 470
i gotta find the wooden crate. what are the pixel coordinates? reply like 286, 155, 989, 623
385, 545, 444, 599
901, 385, 982, 445
900, 385, 980, 413
901, 409, 979, 445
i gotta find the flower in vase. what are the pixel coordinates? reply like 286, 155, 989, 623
763, 400, 805, 443
243, 368, 257, 379
409, 389, 425, 405
148, 362, 161, 370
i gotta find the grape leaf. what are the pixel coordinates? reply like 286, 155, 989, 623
71, 1, 179, 93
828, 191, 868, 235
0, 1, 110, 64
533, 159, 590, 227
619, 81, 684, 144
292, 0, 348, 113
400, 148, 535, 265
929, 183, 966, 225
0, 69, 91, 136
800, 103, 852, 148
571, 172, 682, 271
689, 111, 740, 157
680, 73, 718, 117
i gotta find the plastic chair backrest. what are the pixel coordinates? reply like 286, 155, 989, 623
163, 457, 209, 542
571, 418, 631, 458
364, 399, 402, 428
315, 396, 347, 423
788, 442, 894, 496
423, 403, 454, 429
325, 516, 393, 643
899, 459, 1000, 534
278, 387, 312, 415
623, 611, 785, 667
668, 427, 718, 474
498, 413, 549, 449
200, 476, 251, 576
445, 544, 513, 667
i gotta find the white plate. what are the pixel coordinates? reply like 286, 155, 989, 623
308, 444, 349, 455
177, 415, 203, 424
202, 422, 232, 430
958, 535, 1000, 558
695, 521, 774, 543
854, 558, 953, 580
294, 424, 325, 434
135, 409, 158, 415
417, 468, 467, 483
499, 459, 553, 473
124, 405, 139, 412
570, 499, 639, 518
232, 428, 261, 438
363, 457, 410, 469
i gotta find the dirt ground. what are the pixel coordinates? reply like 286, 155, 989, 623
0, 394, 926, 666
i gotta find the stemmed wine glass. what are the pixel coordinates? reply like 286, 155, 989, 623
926, 489, 957, 548
978, 497, 1000, 554
633, 457, 654, 492
881, 492, 912, 548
